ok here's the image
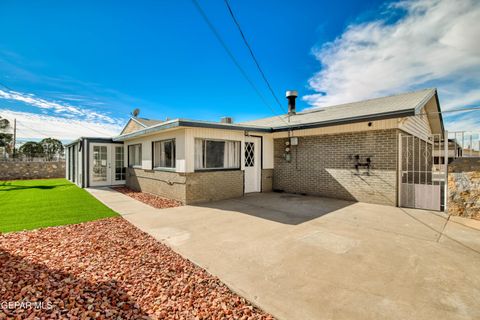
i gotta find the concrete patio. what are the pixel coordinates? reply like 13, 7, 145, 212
88, 188, 480, 320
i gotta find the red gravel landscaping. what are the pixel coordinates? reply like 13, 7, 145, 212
112, 186, 182, 209
0, 217, 273, 319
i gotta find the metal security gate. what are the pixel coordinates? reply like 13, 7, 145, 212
399, 133, 446, 211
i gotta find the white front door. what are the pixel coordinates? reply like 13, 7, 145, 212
90, 144, 126, 187
244, 136, 261, 193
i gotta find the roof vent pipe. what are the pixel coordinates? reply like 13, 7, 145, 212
286, 90, 298, 115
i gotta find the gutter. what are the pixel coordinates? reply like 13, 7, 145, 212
113, 108, 420, 140
113, 119, 272, 141
433, 91, 445, 133
64, 137, 117, 147
271, 109, 416, 132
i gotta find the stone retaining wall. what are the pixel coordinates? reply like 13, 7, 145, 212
448, 158, 480, 220
0, 161, 66, 180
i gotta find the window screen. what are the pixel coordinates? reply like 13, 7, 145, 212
194, 139, 240, 169
154, 139, 175, 168
128, 144, 142, 167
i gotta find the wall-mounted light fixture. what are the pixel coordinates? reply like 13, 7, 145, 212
354, 154, 372, 175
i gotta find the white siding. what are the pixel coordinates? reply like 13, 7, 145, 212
183, 128, 274, 172
259, 133, 274, 169
124, 129, 186, 172
272, 115, 434, 143
184, 128, 245, 172
272, 119, 399, 138
122, 127, 274, 173
399, 108, 432, 142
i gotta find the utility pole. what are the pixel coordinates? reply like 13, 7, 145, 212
12, 118, 16, 158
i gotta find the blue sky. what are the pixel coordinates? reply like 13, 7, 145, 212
0, 0, 479, 141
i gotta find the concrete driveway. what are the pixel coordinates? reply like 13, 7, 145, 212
90, 189, 480, 320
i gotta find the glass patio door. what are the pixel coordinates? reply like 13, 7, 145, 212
113, 146, 126, 184
90, 144, 111, 186
89, 143, 126, 187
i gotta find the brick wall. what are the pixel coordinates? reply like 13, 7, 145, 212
126, 168, 244, 204
273, 129, 398, 206
448, 158, 480, 219
261, 169, 273, 192
126, 168, 187, 203
185, 170, 244, 204
0, 161, 66, 180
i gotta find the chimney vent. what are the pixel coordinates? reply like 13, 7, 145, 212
286, 90, 298, 115
221, 117, 234, 124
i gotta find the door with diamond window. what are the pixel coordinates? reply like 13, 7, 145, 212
244, 137, 261, 193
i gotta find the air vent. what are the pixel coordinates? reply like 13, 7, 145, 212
221, 117, 233, 124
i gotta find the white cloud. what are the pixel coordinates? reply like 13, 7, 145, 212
0, 110, 123, 142
0, 89, 122, 125
0, 88, 127, 141
443, 114, 480, 133
0, 89, 83, 115
303, 0, 480, 130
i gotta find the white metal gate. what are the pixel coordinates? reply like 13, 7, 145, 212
399, 133, 446, 211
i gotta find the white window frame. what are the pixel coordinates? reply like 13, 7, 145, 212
128, 144, 142, 168
194, 138, 240, 170
153, 138, 176, 170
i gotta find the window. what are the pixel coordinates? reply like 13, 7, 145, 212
244, 142, 255, 167
194, 139, 240, 170
153, 139, 175, 169
115, 146, 126, 180
71, 146, 76, 182
128, 144, 142, 167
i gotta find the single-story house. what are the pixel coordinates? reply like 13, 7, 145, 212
65, 88, 445, 210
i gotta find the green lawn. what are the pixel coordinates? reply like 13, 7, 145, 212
0, 178, 118, 233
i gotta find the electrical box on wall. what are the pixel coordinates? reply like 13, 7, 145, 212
290, 137, 298, 145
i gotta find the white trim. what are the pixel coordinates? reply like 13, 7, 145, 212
130, 117, 148, 127
244, 136, 261, 193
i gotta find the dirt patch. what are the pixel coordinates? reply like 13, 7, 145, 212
112, 186, 182, 209
0, 218, 273, 319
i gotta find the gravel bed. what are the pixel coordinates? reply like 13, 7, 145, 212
0, 217, 273, 319
112, 186, 182, 209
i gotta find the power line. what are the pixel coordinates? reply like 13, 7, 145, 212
223, 0, 287, 114
15, 120, 50, 139
190, 0, 290, 126
418, 106, 480, 116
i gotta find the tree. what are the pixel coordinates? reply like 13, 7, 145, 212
0, 133, 12, 148
0, 116, 12, 156
19, 142, 44, 160
40, 138, 64, 161
0, 116, 9, 130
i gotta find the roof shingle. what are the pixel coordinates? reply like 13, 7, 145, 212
241, 88, 436, 129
